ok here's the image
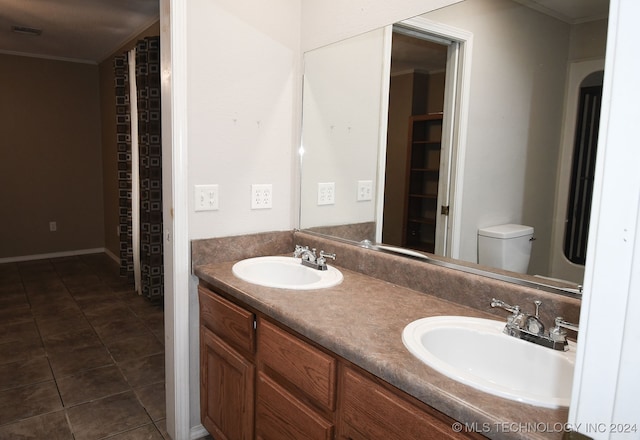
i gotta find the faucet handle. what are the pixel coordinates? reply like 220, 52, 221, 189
303, 247, 316, 262
293, 244, 307, 258
554, 317, 579, 332
319, 250, 336, 260
316, 251, 336, 268
549, 317, 579, 343
533, 300, 542, 317
524, 301, 545, 335
490, 298, 520, 315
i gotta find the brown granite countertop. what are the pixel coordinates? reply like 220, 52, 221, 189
195, 260, 571, 440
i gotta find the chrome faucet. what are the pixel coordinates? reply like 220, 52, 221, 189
549, 317, 580, 344
491, 298, 578, 351
294, 245, 316, 261
293, 245, 336, 271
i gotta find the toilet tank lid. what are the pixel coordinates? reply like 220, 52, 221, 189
478, 224, 534, 239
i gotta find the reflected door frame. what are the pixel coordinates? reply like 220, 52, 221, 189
375, 16, 473, 259
550, 58, 605, 284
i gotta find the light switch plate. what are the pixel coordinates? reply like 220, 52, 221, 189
194, 184, 219, 211
357, 180, 373, 201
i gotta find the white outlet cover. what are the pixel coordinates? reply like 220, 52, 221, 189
318, 182, 335, 205
251, 184, 272, 209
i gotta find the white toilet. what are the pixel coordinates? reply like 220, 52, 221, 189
477, 224, 534, 274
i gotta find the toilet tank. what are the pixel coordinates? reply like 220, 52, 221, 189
477, 224, 534, 274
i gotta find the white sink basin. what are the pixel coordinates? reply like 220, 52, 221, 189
232, 256, 343, 290
402, 316, 576, 408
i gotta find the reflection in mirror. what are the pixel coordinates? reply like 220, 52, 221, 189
299, 0, 609, 296
383, 29, 450, 256
300, 27, 387, 243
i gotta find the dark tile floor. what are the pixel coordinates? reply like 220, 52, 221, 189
0, 253, 169, 439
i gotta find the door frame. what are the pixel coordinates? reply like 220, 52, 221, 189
380, 16, 473, 259
550, 58, 604, 284
161, 0, 192, 438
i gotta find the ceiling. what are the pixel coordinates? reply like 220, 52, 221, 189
0, 0, 608, 65
392, 0, 610, 74
0, 0, 159, 64
513, 0, 609, 23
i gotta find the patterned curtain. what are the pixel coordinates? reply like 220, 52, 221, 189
136, 37, 163, 301
115, 36, 163, 301
114, 55, 134, 283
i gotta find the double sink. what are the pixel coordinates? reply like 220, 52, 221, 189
231, 256, 575, 409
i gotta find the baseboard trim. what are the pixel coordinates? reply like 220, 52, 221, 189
0, 248, 108, 264
190, 424, 209, 439
103, 248, 120, 264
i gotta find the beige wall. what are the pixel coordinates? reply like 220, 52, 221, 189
0, 54, 103, 259
99, 21, 161, 258
569, 18, 608, 61
0, 21, 160, 261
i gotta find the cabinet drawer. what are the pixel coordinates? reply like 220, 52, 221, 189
198, 286, 255, 354
340, 366, 475, 440
258, 318, 337, 411
256, 371, 334, 440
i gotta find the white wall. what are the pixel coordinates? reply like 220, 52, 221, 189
185, 0, 301, 430
301, 0, 463, 51
187, 0, 301, 240
426, 0, 570, 275
300, 28, 386, 229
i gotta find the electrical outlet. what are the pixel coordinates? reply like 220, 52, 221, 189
357, 180, 373, 201
317, 182, 335, 205
49, 221, 57, 232
251, 184, 273, 209
194, 184, 219, 211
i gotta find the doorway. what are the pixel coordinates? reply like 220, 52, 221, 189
550, 59, 605, 284
564, 72, 604, 266
382, 27, 455, 255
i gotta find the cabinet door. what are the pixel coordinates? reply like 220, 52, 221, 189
339, 366, 476, 440
201, 326, 254, 440
256, 371, 334, 440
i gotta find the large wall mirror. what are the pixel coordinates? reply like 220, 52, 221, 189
299, 0, 609, 296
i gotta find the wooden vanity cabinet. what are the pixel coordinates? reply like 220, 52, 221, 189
199, 286, 256, 440
256, 317, 337, 440
199, 284, 483, 440
338, 365, 482, 440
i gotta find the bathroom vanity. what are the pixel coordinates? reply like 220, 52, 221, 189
198, 284, 479, 439
194, 231, 580, 440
